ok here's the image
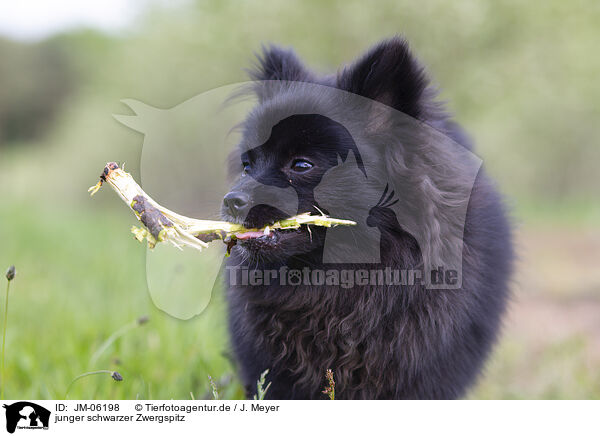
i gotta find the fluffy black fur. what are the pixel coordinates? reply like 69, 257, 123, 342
222, 37, 513, 399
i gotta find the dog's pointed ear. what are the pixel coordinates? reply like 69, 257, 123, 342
337, 37, 434, 120
248, 45, 312, 82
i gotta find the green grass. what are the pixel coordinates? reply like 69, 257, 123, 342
471, 335, 600, 400
0, 198, 244, 400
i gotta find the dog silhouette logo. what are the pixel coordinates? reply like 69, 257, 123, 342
111, 82, 483, 321
3, 402, 50, 433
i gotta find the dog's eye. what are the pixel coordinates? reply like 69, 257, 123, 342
291, 159, 313, 173
242, 162, 251, 174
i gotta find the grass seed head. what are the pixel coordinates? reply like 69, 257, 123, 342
5, 266, 15, 282
322, 369, 335, 400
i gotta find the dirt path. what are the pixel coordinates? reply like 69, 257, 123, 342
510, 226, 600, 356
472, 226, 600, 398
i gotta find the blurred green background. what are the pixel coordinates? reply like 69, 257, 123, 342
0, 0, 599, 399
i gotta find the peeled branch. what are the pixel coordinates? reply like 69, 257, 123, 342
89, 162, 356, 253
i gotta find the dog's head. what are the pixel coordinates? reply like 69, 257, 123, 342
222, 37, 470, 267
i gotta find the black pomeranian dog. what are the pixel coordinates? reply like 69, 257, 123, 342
222, 37, 513, 399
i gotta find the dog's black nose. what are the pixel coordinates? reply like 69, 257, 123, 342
223, 191, 250, 216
